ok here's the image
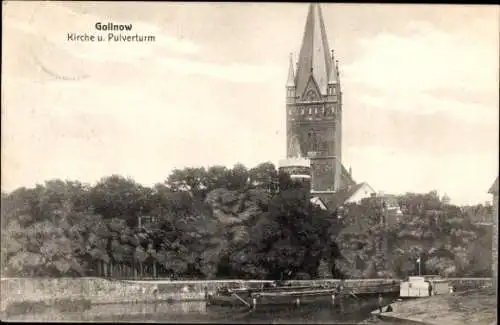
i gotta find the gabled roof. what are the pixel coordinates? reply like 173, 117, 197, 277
334, 182, 367, 204
488, 177, 498, 194
312, 182, 368, 211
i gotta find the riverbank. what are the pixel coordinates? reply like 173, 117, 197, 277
0, 277, 396, 316
0, 277, 492, 318
376, 287, 497, 325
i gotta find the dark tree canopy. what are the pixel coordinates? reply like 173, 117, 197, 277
1, 168, 490, 279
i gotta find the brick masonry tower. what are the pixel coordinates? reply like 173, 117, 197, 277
286, 3, 354, 200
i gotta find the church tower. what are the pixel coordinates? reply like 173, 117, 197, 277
286, 3, 349, 194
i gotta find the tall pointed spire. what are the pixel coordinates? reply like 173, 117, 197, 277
295, 3, 333, 97
286, 52, 295, 87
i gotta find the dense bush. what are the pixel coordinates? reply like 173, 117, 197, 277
1, 163, 340, 280
336, 192, 492, 278
1, 165, 491, 279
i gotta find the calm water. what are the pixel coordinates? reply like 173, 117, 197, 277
5, 299, 421, 324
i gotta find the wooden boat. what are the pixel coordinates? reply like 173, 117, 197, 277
206, 280, 400, 311
206, 284, 342, 309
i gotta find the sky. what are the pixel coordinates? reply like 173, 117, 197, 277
2, 2, 499, 205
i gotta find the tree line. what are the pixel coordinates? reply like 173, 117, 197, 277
336, 191, 492, 278
1, 162, 492, 279
1, 162, 341, 279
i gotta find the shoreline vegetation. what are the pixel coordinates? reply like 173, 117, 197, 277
1, 163, 494, 320
1, 164, 493, 282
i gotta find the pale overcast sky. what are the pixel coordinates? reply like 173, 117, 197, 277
2, 2, 499, 205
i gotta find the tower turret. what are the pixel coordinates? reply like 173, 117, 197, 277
286, 53, 296, 105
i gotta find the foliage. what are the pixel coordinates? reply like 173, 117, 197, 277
337, 191, 492, 278
1, 172, 490, 280
0, 163, 337, 279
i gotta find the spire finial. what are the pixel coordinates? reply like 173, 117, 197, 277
331, 49, 334, 60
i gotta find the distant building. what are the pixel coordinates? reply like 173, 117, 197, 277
344, 183, 377, 204
488, 177, 498, 284
310, 182, 379, 212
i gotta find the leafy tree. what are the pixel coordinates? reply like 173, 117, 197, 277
89, 175, 151, 225
226, 163, 249, 190
248, 162, 278, 191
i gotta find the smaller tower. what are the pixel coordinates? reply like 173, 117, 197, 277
286, 53, 296, 105
441, 193, 451, 205
327, 50, 338, 99
278, 157, 312, 193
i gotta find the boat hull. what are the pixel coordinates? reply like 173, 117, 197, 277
207, 288, 344, 308
207, 289, 400, 311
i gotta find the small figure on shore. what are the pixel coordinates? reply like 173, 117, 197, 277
385, 304, 393, 312
428, 282, 433, 296
378, 293, 384, 314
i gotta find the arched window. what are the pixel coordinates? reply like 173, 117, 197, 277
308, 131, 318, 152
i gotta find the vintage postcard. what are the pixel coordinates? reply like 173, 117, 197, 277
1, 1, 498, 324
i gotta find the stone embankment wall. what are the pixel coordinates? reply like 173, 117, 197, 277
447, 278, 492, 291
0, 277, 492, 313
0, 277, 272, 312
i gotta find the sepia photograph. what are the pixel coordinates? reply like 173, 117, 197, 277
1, 1, 498, 324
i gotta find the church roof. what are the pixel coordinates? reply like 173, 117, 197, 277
295, 3, 337, 97
488, 177, 498, 194
312, 182, 367, 212
340, 164, 355, 187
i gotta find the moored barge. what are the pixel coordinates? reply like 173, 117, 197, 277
206, 283, 345, 310
205, 280, 401, 311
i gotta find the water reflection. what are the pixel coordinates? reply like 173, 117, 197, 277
6, 299, 415, 324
